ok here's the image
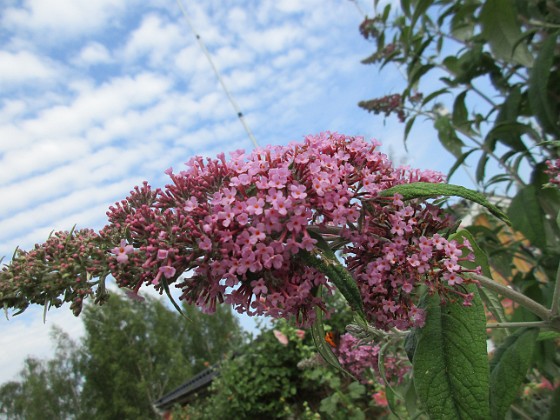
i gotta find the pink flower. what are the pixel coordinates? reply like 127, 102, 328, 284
198, 236, 212, 251
111, 239, 134, 264
122, 288, 146, 302
246, 196, 265, 215
251, 278, 268, 295
372, 390, 389, 407
295, 329, 306, 340
249, 224, 266, 244
157, 249, 169, 260
273, 330, 289, 346
184, 196, 198, 212
160, 265, 176, 279
443, 271, 463, 286
289, 184, 307, 200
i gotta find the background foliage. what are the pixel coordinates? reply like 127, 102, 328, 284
359, 0, 560, 418
0, 294, 244, 420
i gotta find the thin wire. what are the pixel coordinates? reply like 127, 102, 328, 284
348, 0, 366, 17
175, 0, 259, 148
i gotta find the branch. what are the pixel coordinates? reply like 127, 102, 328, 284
469, 273, 550, 321
551, 258, 560, 318
486, 321, 549, 329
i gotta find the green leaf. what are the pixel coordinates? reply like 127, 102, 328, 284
450, 3, 476, 41
475, 152, 489, 184
379, 182, 511, 225
537, 331, 560, 341
489, 327, 539, 420
160, 277, 189, 320
378, 341, 404, 419
400, 0, 411, 18
410, 0, 432, 30
299, 235, 365, 318
548, 385, 560, 420
404, 115, 417, 146
452, 91, 474, 136
447, 149, 476, 181
413, 285, 489, 419
484, 122, 533, 153
434, 115, 464, 159
450, 230, 508, 325
310, 290, 353, 377
507, 185, 546, 249
480, 0, 533, 67
404, 380, 420, 418
528, 31, 560, 136
421, 88, 449, 106
407, 63, 434, 91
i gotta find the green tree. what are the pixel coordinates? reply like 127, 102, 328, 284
0, 292, 245, 420
79, 293, 244, 419
0, 328, 85, 419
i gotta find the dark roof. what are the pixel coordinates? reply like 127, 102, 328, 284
154, 365, 219, 410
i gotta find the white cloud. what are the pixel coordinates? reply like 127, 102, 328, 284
271, 48, 305, 68
275, 0, 308, 13
2, 0, 129, 39
76, 42, 112, 66
123, 14, 183, 63
0, 137, 89, 185
0, 72, 172, 154
242, 24, 302, 53
0, 50, 57, 84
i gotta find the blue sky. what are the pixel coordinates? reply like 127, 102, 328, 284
0, 0, 464, 384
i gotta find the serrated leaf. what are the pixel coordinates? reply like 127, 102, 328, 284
379, 182, 511, 225
413, 285, 489, 419
480, 0, 533, 67
507, 185, 546, 249
528, 31, 560, 136
489, 327, 539, 420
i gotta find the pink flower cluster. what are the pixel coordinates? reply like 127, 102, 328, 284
335, 333, 410, 385
0, 229, 107, 316
102, 132, 476, 328
0, 132, 479, 328
545, 159, 560, 187
344, 195, 478, 330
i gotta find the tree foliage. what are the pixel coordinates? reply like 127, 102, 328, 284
0, 293, 244, 420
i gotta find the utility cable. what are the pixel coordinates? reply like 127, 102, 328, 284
176, 0, 259, 148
